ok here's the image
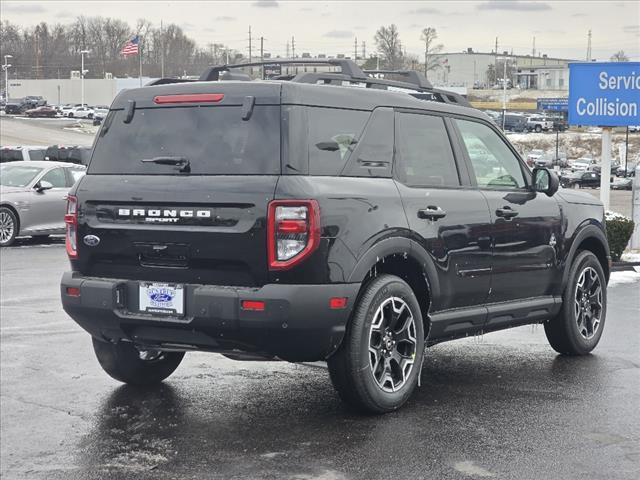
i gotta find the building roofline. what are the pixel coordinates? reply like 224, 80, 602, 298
439, 51, 579, 62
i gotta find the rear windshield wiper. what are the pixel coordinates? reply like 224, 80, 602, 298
141, 156, 191, 173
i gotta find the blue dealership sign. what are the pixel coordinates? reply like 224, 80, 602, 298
537, 97, 568, 112
569, 62, 640, 127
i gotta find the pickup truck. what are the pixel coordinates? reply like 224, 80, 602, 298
526, 115, 554, 132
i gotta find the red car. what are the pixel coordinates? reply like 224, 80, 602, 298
24, 106, 57, 118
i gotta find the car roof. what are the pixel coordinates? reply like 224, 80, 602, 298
111, 80, 489, 122
2, 160, 86, 168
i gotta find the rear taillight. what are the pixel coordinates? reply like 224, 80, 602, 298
267, 200, 320, 270
65, 195, 78, 259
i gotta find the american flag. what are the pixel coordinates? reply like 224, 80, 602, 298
120, 35, 140, 57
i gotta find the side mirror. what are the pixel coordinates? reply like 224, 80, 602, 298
532, 168, 559, 197
35, 180, 53, 192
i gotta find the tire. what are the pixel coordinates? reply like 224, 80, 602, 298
544, 250, 607, 355
0, 207, 18, 247
92, 337, 184, 385
535, 125, 542, 133
327, 274, 425, 414
88, 113, 93, 119
68, 112, 74, 118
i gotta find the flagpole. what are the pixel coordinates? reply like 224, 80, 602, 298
139, 36, 143, 87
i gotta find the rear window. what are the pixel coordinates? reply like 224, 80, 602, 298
27, 149, 46, 161
89, 105, 280, 175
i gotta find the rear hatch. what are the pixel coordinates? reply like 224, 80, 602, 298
73, 82, 281, 287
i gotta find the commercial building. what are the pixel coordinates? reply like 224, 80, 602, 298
429, 49, 574, 90
7, 76, 158, 106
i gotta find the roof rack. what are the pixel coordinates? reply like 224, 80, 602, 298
199, 58, 367, 82
363, 69, 433, 89
155, 58, 471, 108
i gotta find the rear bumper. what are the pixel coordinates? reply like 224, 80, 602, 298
61, 272, 359, 362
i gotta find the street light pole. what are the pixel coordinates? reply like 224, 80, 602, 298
80, 50, 90, 106
3, 55, 13, 101
497, 56, 509, 130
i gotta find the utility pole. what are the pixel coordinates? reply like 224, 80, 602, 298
291, 36, 295, 59
260, 36, 264, 79
248, 25, 252, 62
160, 20, 165, 77
586, 29, 592, 61
494, 37, 499, 86
361, 40, 366, 60
354, 37, 358, 61
286, 41, 289, 59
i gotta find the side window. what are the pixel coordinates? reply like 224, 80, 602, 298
27, 150, 46, 161
454, 119, 526, 189
342, 107, 394, 177
308, 107, 369, 176
40, 168, 67, 188
395, 112, 460, 187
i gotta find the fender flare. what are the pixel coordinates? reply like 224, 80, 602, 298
346, 236, 440, 307
561, 223, 610, 290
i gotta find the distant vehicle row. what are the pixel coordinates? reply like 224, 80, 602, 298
0, 145, 91, 165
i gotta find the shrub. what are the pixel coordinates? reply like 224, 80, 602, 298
605, 211, 635, 261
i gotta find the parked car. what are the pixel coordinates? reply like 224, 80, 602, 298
526, 115, 554, 133
58, 104, 76, 116
0, 146, 48, 162
4, 100, 28, 114
611, 177, 632, 190
500, 113, 528, 132
67, 106, 94, 119
24, 106, 58, 118
526, 149, 545, 167
534, 153, 568, 169
615, 162, 637, 177
0, 161, 86, 246
570, 158, 596, 172
44, 145, 92, 165
560, 171, 600, 188
59, 60, 611, 414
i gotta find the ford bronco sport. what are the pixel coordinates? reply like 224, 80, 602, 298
61, 60, 610, 413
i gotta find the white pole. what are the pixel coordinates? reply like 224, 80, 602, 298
4, 61, 8, 101
631, 163, 640, 249
599, 127, 612, 211
81, 51, 85, 106
502, 59, 507, 130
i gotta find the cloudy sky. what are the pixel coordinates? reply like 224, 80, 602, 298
2, 0, 639, 61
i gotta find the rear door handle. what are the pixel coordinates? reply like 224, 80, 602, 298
418, 206, 447, 220
495, 206, 519, 219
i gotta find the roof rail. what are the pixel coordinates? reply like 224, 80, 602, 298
363, 69, 433, 89
199, 58, 367, 81
194, 59, 471, 108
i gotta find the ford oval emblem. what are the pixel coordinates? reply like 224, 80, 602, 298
83, 234, 100, 247
150, 292, 173, 302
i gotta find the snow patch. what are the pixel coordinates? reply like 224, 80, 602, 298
608, 270, 640, 287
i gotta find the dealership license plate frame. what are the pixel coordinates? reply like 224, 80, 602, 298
139, 282, 185, 316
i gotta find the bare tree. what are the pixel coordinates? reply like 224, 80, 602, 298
374, 24, 403, 70
610, 50, 629, 62
420, 27, 443, 79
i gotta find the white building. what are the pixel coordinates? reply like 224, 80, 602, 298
7, 77, 159, 106
429, 49, 574, 89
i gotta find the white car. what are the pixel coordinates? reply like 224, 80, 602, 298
67, 106, 94, 119
526, 115, 554, 132
570, 158, 595, 172
0, 145, 48, 162
526, 149, 545, 166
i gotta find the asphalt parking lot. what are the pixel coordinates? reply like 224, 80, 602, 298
1, 241, 639, 480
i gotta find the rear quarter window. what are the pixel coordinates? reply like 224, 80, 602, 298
307, 107, 369, 176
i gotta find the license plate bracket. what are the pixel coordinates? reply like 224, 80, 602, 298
139, 282, 185, 316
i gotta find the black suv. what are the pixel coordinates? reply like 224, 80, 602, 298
61, 60, 610, 413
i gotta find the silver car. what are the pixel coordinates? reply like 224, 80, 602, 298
0, 161, 86, 246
